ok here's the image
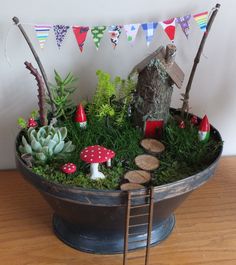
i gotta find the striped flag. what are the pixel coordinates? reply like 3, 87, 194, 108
35, 25, 51, 49
193, 11, 208, 32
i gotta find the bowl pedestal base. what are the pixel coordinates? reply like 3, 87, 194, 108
53, 214, 175, 254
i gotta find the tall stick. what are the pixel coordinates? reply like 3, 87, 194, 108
181, 4, 221, 117
12, 16, 56, 115
24, 61, 47, 126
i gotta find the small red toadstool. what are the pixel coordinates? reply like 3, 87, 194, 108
27, 118, 38, 128
179, 120, 185, 129
61, 163, 77, 174
80, 145, 115, 180
190, 115, 198, 125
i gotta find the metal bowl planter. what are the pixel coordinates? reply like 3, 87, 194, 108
15, 122, 222, 254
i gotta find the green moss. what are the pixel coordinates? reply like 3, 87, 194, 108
152, 117, 223, 185
33, 164, 124, 190
31, 113, 222, 190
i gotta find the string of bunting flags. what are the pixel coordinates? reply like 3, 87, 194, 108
32, 10, 209, 51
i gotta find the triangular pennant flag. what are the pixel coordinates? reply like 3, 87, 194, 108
72, 26, 89, 52
53, 25, 70, 49
108, 25, 123, 49
160, 19, 176, 42
141, 22, 158, 46
91, 26, 106, 50
176, 15, 191, 39
193, 11, 208, 32
124, 23, 140, 45
35, 25, 51, 49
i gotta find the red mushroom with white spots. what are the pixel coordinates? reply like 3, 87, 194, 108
27, 118, 38, 128
61, 163, 77, 175
80, 145, 115, 180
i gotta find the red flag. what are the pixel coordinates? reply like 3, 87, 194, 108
72, 26, 89, 52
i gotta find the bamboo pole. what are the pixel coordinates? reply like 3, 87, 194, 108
181, 4, 221, 117
12, 16, 56, 115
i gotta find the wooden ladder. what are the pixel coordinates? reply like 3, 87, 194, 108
123, 187, 155, 265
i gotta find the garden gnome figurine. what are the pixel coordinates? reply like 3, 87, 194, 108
75, 104, 87, 128
198, 115, 210, 142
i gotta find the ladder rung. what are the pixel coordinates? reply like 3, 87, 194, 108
129, 223, 148, 228
130, 204, 149, 209
128, 231, 144, 236
128, 237, 148, 243
123, 187, 154, 265
131, 194, 150, 198
130, 213, 149, 218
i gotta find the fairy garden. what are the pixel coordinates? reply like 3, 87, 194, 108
17, 44, 222, 191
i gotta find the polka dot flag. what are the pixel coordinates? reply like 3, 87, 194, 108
160, 19, 176, 42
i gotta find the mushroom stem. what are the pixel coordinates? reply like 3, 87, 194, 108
106, 158, 111, 168
90, 163, 105, 180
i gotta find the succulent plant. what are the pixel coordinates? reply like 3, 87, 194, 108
18, 125, 75, 163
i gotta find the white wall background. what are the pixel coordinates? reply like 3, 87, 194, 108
0, 0, 235, 169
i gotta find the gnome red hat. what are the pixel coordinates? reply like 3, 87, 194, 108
75, 104, 87, 128
198, 115, 210, 141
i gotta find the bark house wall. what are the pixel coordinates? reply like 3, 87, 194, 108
131, 44, 184, 137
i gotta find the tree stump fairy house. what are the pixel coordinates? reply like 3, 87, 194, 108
131, 44, 184, 138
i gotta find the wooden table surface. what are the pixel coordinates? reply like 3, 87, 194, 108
0, 156, 236, 265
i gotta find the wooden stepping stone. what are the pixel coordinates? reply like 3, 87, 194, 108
140, 138, 165, 155
124, 170, 151, 184
120, 183, 145, 191
135, 154, 160, 171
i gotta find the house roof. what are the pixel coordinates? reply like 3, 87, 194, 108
130, 46, 184, 88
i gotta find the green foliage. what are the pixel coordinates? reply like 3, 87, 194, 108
115, 76, 136, 125
30, 115, 143, 189
29, 114, 222, 190
49, 71, 77, 119
89, 70, 136, 125
30, 110, 38, 119
64, 113, 143, 168
89, 70, 116, 118
98, 104, 115, 118
32, 164, 124, 190
18, 125, 75, 164
17, 110, 39, 129
151, 117, 223, 185
18, 117, 27, 129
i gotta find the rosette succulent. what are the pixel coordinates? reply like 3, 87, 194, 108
18, 125, 75, 163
